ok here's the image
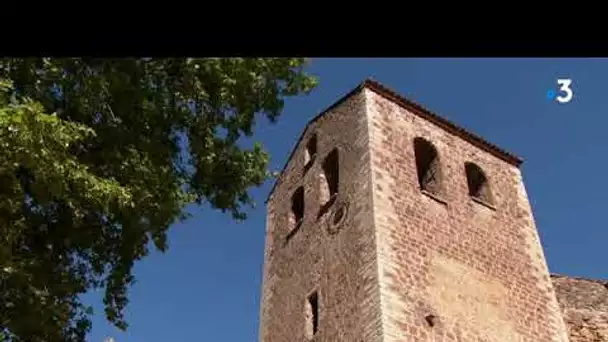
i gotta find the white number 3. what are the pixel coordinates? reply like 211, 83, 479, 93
556, 79, 573, 103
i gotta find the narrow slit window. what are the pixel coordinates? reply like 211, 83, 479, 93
291, 186, 305, 229
413, 137, 442, 195
304, 134, 318, 168
320, 148, 339, 208
305, 291, 319, 339
465, 162, 493, 204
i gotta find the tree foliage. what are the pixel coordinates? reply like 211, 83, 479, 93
0, 58, 317, 341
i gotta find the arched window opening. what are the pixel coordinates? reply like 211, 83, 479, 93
413, 137, 442, 195
319, 148, 339, 214
465, 162, 493, 204
304, 134, 318, 170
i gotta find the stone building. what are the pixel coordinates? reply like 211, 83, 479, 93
552, 275, 608, 341
258, 79, 608, 341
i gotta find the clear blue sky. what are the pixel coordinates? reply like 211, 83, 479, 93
85, 58, 608, 342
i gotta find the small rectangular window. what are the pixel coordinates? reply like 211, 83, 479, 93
305, 291, 319, 339
291, 186, 305, 228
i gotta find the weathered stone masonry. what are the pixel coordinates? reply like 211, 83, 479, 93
552, 275, 608, 341
258, 87, 382, 342
258, 79, 607, 341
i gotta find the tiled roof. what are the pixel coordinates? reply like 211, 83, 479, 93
265, 78, 523, 202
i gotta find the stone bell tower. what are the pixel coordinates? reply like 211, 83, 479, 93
258, 79, 569, 342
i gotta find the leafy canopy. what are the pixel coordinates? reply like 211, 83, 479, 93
0, 58, 317, 342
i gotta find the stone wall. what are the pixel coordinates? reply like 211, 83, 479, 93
258, 79, 592, 342
259, 89, 383, 341
365, 84, 569, 342
552, 275, 608, 341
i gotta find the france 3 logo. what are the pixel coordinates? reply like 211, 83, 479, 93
547, 79, 574, 104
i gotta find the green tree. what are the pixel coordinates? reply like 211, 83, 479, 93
0, 58, 317, 342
